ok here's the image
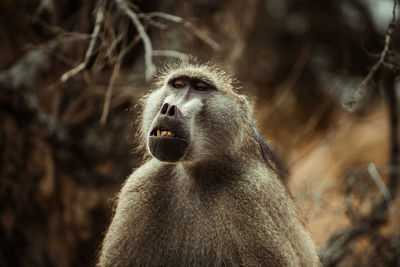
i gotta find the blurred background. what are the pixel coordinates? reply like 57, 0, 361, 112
0, 0, 399, 266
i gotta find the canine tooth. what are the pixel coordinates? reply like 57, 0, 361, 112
157, 129, 161, 136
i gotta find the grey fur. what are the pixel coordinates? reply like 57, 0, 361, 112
98, 62, 320, 267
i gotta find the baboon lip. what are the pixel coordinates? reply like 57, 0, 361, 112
149, 135, 188, 142
148, 136, 189, 162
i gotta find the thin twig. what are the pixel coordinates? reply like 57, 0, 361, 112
109, 35, 141, 65
343, 0, 397, 111
61, 2, 105, 82
367, 163, 398, 249
367, 163, 392, 206
184, 21, 220, 51
105, 22, 127, 60
153, 50, 189, 62
100, 35, 144, 124
145, 12, 184, 23
115, 0, 156, 81
100, 59, 121, 124
144, 11, 220, 50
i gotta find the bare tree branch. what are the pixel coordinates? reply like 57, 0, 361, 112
144, 11, 220, 51
367, 163, 393, 206
100, 58, 121, 124
343, 0, 397, 111
61, 1, 105, 82
115, 0, 156, 81
153, 50, 189, 62
56, 0, 220, 124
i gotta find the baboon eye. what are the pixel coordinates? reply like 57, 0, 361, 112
194, 81, 212, 91
172, 80, 186, 89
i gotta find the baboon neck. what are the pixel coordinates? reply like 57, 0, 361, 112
180, 156, 248, 182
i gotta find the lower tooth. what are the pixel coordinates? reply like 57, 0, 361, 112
157, 130, 175, 136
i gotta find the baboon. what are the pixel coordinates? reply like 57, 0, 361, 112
98, 62, 320, 266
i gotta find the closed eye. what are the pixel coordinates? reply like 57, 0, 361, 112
194, 81, 213, 91
171, 79, 186, 89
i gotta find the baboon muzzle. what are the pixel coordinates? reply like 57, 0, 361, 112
148, 103, 190, 162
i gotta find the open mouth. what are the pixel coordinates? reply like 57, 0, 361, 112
148, 126, 189, 162
148, 116, 190, 162
150, 127, 176, 137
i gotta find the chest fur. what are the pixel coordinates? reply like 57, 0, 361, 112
125, 174, 290, 266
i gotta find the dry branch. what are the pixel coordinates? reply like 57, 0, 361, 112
343, 0, 397, 111
100, 54, 122, 124
115, 0, 156, 81
61, 2, 105, 82
57, 0, 219, 123
367, 163, 393, 207
145, 11, 220, 50
153, 50, 189, 62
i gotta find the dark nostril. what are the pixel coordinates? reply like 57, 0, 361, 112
168, 105, 176, 117
161, 103, 169, 114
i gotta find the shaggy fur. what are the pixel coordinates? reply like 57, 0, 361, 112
98, 62, 320, 267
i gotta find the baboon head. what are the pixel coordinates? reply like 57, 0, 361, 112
140, 62, 253, 163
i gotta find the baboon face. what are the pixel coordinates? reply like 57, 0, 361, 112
142, 65, 247, 163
